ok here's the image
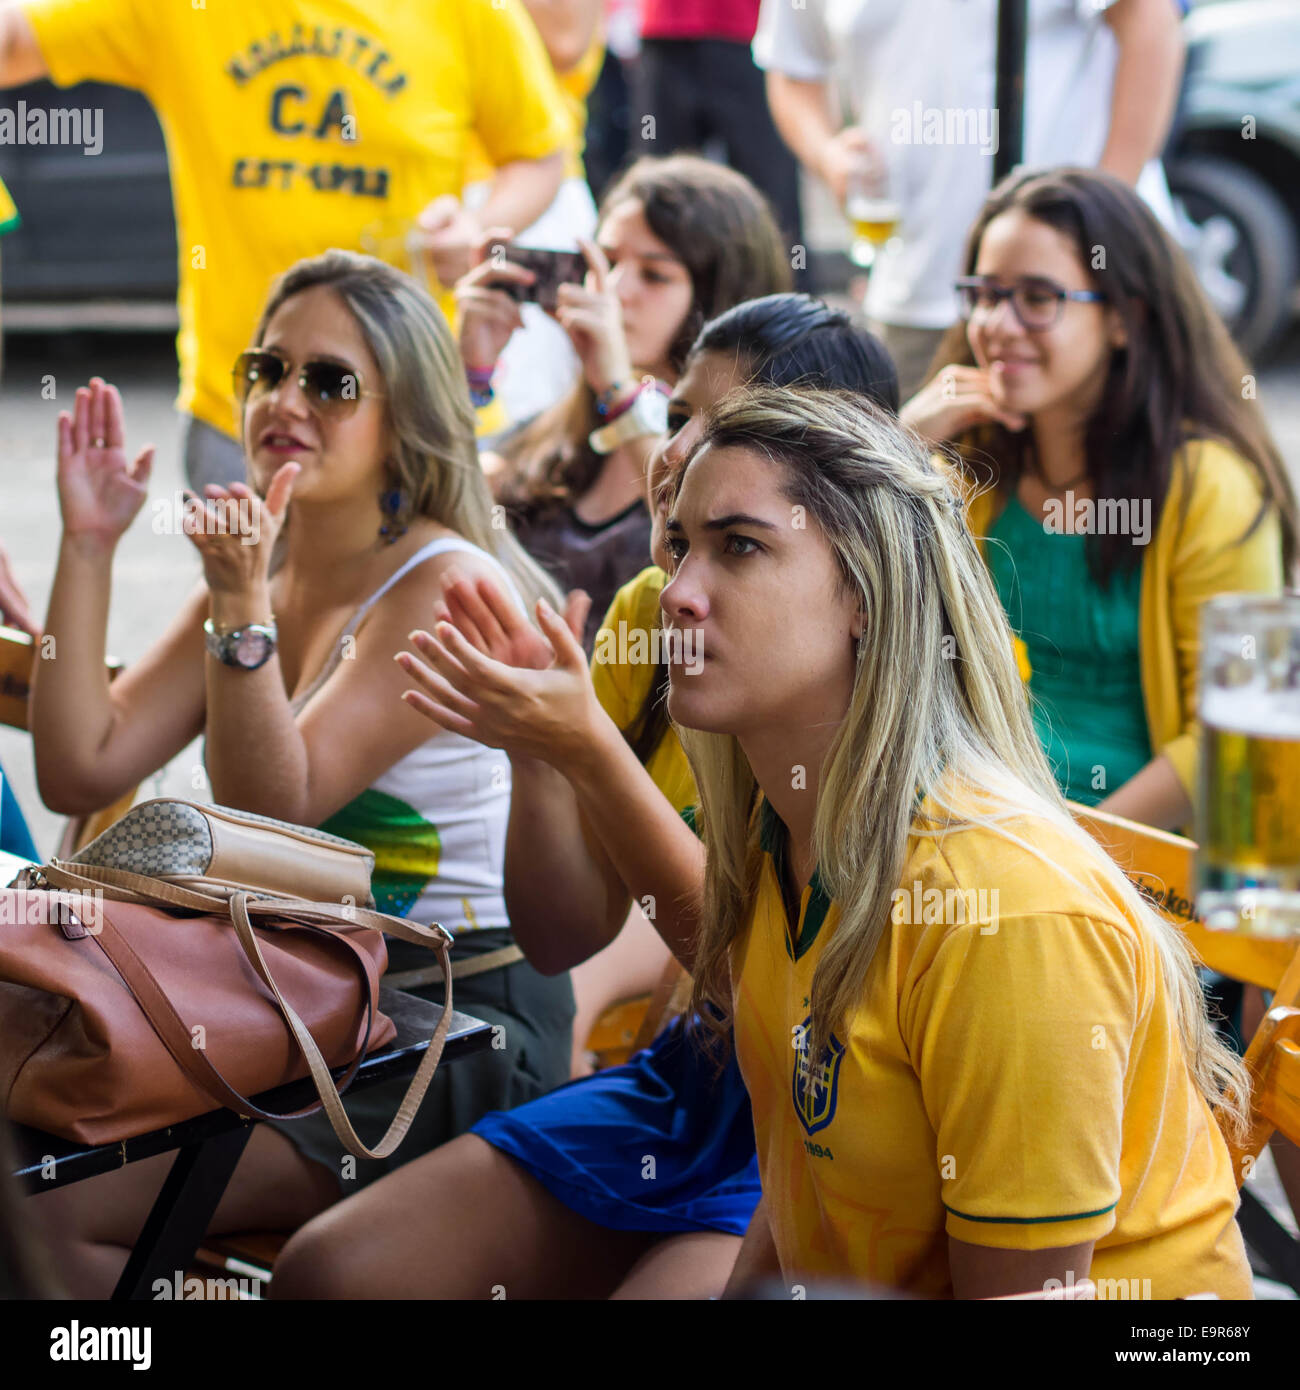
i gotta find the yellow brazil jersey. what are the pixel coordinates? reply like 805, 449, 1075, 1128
732, 787, 1252, 1299
24, 0, 571, 437
0, 176, 18, 234
590, 565, 696, 813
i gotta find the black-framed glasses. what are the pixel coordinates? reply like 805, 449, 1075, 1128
232, 348, 384, 415
954, 276, 1106, 332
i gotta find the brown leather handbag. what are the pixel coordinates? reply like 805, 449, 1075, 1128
0, 801, 455, 1160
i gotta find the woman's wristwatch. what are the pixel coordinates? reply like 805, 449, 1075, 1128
589, 380, 669, 455
203, 618, 278, 671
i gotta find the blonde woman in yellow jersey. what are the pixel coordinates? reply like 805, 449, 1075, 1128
664, 386, 1255, 1300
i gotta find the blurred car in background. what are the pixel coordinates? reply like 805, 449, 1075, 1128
1167, 0, 1300, 361
0, 2, 1297, 359
0, 80, 176, 329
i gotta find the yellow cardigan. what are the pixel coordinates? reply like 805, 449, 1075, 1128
964, 438, 1285, 799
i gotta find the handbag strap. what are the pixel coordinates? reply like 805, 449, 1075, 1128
87, 903, 375, 1123
36, 862, 455, 1159
223, 892, 454, 1160
386, 944, 524, 988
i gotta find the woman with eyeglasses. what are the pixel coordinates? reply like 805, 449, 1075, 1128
900, 167, 1298, 833
27, 250, 577, 1298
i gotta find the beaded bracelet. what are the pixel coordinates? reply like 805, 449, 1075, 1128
466, 364, 495, 409
594, 378, 635, 418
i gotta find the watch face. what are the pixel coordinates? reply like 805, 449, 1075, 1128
233, 630, 272, 668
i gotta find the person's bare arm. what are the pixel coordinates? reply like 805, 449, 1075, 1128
564, 707, 705, 971
723, 1197, 781, 1297
0, 6, 49, 86
948, 1237, 1094, 1300
474, 152, 565, 240
764, 72, 840, 188
502, 755, 634, 974
1094, 752, 1193, 832
32, 555, 207, 815
523, 0, 601, 73
401, 590, 706, 971
1098, 0, 1185, 183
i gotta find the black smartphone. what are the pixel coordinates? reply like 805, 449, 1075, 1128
492, 245, 587, 312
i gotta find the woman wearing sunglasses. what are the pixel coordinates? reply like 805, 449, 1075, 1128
900, 167, 1298, 834
27, 250, 576, 1298
465, 153, 793, 654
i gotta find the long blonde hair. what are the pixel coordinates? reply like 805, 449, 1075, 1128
253, 250, 561, 613
678, 386, 1250, 1144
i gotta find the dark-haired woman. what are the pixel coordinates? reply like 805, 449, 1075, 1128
271, 294, 899, 1300
457, 153, 794, 652
901, 166, 1298, 832
901, 166, 1300, 1234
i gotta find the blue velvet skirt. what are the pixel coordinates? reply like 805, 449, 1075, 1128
472, 1013, 760, 1235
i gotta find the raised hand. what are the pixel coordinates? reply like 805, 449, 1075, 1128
397, 596, 601, 763
454, 227, 533, 373
554, 236, 635, 397
416, 194, 483, 288
56, 378, 155, 549
899, 364, 1028, 447
181, 463, 298, 598
431, 570, 590, 671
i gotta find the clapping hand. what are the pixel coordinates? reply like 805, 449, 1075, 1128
396, 583, 598, 764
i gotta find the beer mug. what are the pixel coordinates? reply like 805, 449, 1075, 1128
844, 148, 901, 270
1195, 593, 1300, 936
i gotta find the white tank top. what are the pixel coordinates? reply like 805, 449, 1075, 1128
290, 537, 523, 937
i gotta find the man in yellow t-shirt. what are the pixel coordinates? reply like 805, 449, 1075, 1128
733, 792, 1253, 1299
0, 0, 571, 490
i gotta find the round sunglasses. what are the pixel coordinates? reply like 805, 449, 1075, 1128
232, 348, 384, 416
954, 275, 1106, 332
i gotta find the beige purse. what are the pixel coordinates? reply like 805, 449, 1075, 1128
62, 798, 377, 907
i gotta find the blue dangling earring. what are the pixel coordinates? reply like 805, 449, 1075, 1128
379, 485, 409, 545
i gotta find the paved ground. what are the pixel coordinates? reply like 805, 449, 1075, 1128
1, 317, 1298, 1289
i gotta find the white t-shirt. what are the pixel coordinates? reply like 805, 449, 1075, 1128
753, 0, 1175, 328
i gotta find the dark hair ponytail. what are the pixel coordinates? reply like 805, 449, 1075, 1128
626, 294, 901, 763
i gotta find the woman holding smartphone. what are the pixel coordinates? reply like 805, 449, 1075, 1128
456, 153, 792, 652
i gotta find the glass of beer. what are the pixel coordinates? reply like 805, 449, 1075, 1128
844, 150, 901, 270
1196, 593, 1300, 936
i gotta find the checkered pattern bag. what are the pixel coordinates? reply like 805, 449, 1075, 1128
66, 797, 377, 908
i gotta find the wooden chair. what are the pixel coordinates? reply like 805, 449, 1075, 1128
1069, 803, 1300, 1171
1071, 802, 1300, 1291
0, 625, 138, 855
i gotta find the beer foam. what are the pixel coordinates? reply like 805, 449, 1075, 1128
1201, 685, 1300, 739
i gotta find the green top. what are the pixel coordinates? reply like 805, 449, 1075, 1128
986, 494, 1152, 806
